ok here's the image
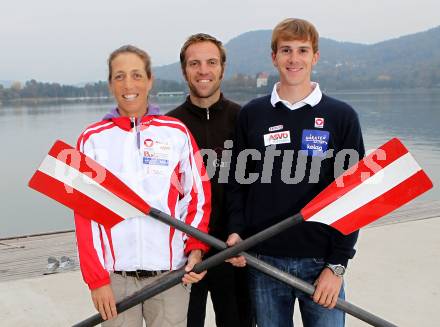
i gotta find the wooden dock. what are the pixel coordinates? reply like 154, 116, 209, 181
0, 230, 78, 282
1, 200, 439, 283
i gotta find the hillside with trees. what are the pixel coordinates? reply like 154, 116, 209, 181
1, 26, 439, 102
155, 26, 440, 90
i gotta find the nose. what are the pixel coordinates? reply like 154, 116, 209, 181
122, 75, 134, 89
198, 62, 209, 75
288, 50, 299, 62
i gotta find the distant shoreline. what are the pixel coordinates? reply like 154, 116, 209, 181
1, 87, 439, 107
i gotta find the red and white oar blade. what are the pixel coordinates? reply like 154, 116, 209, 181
28, 140, 151, 228
301, 138, 433, 235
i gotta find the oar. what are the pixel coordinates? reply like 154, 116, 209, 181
29, 138, 432, 326
68, 137, 430, 327
71, 211, 398, 327
72, 255, 394, 327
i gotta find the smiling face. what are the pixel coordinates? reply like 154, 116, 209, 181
272, 39, 319, 89
109, 52, 153, 117
183, 41, 224, 106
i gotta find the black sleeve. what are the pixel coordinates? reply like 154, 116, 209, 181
226, 107, 249, 236
327, 108, 365, 267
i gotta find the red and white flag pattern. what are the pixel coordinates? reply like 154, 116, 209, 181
301, 138, 433, 235
29, 138, 432, 236
29, 140, 151, 228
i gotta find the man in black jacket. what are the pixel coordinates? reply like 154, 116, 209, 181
167, 33, 253, 327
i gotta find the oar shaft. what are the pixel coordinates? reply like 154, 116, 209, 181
72, 269, 185, 327
73, 213, 303, 327
150, 208, 303, 253
149, 208, 397, 327
244, 255, 397, 327
74, 209, 396, 327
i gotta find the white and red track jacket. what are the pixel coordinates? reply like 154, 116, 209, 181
74, 108, 211, 290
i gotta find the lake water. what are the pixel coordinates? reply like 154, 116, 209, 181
1, 90, 439, 238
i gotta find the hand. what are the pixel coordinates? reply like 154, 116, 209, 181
225, 233, 246, 267
91, 284, 117, 320
182, 249, 207, 284
312, 267, 343, 309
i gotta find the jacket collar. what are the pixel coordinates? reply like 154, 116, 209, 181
103, 104, 160, 131
181, 93, 226, 118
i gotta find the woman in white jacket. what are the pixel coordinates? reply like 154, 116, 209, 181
74, 45, 211, 327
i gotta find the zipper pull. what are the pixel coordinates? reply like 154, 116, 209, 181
206, 108, 210, 120
130, 117, 141, 150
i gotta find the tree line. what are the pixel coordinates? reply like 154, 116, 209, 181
0, 79, 187, 101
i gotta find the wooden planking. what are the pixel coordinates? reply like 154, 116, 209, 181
0, 232, 78, 282
1, 200, 439, 282
370, 199, 440, 227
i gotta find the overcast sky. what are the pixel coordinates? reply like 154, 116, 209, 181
1, 0, 438, 84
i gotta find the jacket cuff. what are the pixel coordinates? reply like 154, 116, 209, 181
88, 275, 111, 290
185, 238, 210, 256
326, 253, 351, 268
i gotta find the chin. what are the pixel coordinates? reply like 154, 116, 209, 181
195, 90, 215, 99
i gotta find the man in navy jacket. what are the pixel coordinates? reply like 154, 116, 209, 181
226, 18, 365, 327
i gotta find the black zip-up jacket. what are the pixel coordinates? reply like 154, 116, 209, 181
167, 94, 240, 241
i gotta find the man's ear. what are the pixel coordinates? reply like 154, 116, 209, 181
182, 67, 189, 81
220, 63, 225, 80
312, 50, 320, 66
271, 52, 278, 67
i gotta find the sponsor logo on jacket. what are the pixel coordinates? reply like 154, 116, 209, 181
263, 131, 291, 146
301, 129, 330, 156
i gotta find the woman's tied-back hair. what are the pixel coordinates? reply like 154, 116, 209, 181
108, 45, 152, 82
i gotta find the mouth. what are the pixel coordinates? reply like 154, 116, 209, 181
122, 94, 139, 101
286, 67, 302, 72
196, 79, 212, 83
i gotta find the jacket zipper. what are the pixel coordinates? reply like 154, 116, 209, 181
206, 107, 210, 120
131, 116, 143, 269
131, 117, 141, 150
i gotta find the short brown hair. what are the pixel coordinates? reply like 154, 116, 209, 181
108, 45, 152, 81
179, 33, 226, 72
271, 18, 319, 53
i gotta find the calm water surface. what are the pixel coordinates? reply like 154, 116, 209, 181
1, 90, 439, 237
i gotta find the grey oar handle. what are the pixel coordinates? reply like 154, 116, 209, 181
73, 208, 397, 327
73, 212, 302, 327
149, 208, 397, 327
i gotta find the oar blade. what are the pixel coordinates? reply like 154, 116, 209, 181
29, 166, 123, 228
301, 138, 433, 235
28, 140, 151, 228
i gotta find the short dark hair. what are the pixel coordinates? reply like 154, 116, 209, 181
179, 33, 226, 72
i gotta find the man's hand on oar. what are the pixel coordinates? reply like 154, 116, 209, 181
182, 249, 207, 285
313, 268, 343, 309
225, 233, 246, 267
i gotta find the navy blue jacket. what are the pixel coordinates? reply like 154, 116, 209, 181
227, 94, 365, 266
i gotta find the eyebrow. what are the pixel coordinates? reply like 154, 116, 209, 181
188, 58, 219, 62
280, 45, 311, 49
114, 69, 144, 74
